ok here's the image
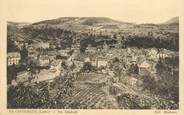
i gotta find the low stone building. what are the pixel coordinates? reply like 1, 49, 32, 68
7, 52, 21, 66
85, 57, 108, 68
138, 61, 152, 76
28, 51, 38, 60
58, 49, 70, 57
96, 57, 108, 68
50, 60, 62, 74
39, 42, 50, 49
38, 55, 50, 67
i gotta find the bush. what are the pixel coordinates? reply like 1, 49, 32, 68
142, 75, 157, 91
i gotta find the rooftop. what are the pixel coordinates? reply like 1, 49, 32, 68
7, 52, 20, 57
139, 61, 151, 68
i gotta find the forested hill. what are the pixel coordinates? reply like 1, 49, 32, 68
7, 17, 179, 51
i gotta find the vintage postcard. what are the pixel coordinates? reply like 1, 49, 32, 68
0, 0, 184, 115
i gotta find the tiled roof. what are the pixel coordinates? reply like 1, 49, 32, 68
7, 52, 20, 57
139, 61, 151, 68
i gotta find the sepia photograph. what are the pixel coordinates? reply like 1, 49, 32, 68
1, 0, 183, 112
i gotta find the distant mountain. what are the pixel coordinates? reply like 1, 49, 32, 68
162, 17, 179, 25
7, 17, 179, 51
8, 21, 30, 29
32, 17, 130, 26
8, 17, 179, 43
30, 17, 134, 32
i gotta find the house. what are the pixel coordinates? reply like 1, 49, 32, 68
71, 42, 80, 50
126, 55, 133, 63
31, 42, 50, 50
131, 56, 137, 64
50, 60, 62, 76
85, 57, 91, 62
50, 60, 62, 70
47, 51, 57, 61
74, 60, 84, 69
58, 49, 70, 57
28, 51, 38, 60
27, 45, 34, 52
11, 80, 18, 86
138, 61, 152, 76
66, 56, 76, 68
72, 54, 84, 69
7, 52, 21, 66
17, 43, 24, 50
38, 55, 50, 67
148, 48, 158, 59
85, 45, 96, 54
84, 57, 96, 66
39, 42, 50, 49
96, 57, 108, 68
90, 57, 108, 68
49, 42, 56, 49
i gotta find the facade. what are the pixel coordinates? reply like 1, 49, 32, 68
7, 52, 21, 66
38, 55, 50, 67
31, 42, 50, 50
50, 60, 62, 71
74, 60, 84, 69
39, 42, 50, 49
85, 45, 96, 54
138, 61, 151, 76
90, 57, 108, 68
48, 51, 57, 61
28, 51, 38, 60
97, 58, 108, 68
148, 48, 159, 59
58, 49, 70, 57
50, 60, 62, 77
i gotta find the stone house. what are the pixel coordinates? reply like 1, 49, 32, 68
7, 52, 21, 66
138, 61, 152, 76
38, 55, 50, 67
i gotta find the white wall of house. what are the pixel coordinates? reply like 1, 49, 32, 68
7, 53, 21, 66
97, 60, 108, 68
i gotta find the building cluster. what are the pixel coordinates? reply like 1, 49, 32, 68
7, 32, 178, 86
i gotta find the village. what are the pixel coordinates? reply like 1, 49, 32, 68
7, 38, 176, 85
6, 15, 179, 109
6, 33, 179, 109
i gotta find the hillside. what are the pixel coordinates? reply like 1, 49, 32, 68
29, 17, 133, 32
7, 17, 179, 51
162, 17, 179, 25
32, 17, 129, 25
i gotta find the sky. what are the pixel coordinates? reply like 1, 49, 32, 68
5, 0, 179, 24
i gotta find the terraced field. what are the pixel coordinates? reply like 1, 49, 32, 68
62, 84, 116, 109
50, 73, 118, 109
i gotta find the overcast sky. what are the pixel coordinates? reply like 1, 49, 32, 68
6, 0, 179, 24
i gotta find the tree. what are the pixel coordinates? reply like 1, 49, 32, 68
155, 56, 179, 103
7, 38, 19, 52
27, 60, 37, 74
110, 57, 123, 82
113, 63, 123, 82
129, 63, 139, 74
82, 62, 93, 72
7, 64, 17, 84
7, 84, 43, 108
20, 44, 28, 63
